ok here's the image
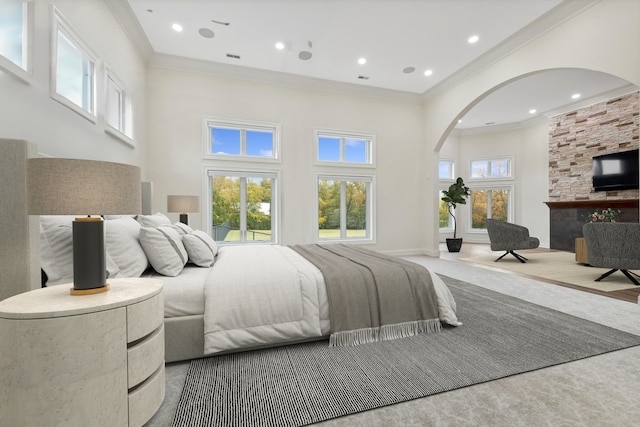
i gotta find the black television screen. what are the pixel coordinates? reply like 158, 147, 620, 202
592, 149, 639, 192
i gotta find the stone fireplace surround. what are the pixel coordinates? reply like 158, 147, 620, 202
547, 91, 639, 251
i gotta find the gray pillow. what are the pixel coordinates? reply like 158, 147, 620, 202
182, 230, 218, 267
139, 225, 188, 276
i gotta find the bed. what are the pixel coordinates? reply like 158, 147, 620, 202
36, 212, 460, 362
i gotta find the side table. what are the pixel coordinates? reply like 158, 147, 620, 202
0, 278, 164, 427
575, 237, 588, 264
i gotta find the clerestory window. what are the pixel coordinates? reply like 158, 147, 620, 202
51, 8, 97, 121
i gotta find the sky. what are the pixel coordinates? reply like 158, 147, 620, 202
211, 129, 367, 162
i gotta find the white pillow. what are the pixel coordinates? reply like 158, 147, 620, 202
170, 222, 194, 235
136, 212, 172, 228
139, 225, 188, 276
39, 215, 76, 285
105, 217, 149, 278
182, 230, 218, 268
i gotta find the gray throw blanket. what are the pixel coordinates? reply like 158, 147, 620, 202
290, 244, 441, 346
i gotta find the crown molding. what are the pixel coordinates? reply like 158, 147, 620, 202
452, 115, 550, 136
543, 84, 639, 118
451, 84, 638, 135
422, 0, 600, 102
104, 0, 154, 61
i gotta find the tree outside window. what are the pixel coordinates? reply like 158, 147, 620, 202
471, 188, 510, 229
318, 176, 371, 240
210, 173, 275, 243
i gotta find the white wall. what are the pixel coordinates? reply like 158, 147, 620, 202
441, 122, 550, 247
145, 67, 426, 252
0, 0, 147, 168
424, 0, 640, 255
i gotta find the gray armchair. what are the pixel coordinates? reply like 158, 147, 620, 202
486, 219, 540, 263
582, 222, 640, 286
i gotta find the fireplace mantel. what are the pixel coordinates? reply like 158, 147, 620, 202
545, 199, 639, 209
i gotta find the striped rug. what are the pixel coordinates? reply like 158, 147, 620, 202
172, 275, 640, 427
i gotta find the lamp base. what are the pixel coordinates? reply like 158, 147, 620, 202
70, 284, 110, 296
73, 217, 107, 292
179, 213, 189, 225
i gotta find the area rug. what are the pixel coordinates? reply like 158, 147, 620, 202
171, 276, 640, 427
463, 250, 639, 292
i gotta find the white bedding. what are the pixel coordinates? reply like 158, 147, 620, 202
202, 245, 460, 356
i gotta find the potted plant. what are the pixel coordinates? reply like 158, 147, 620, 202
441, 177, 471, 252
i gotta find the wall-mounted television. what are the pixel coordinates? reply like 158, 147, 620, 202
592, 149, 639, 192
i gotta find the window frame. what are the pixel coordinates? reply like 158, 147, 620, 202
103, 63, 134, 146
0, 0, 33, 82
468, 184, 514, 233
315, 128, 375, 167
438, 159, 456, 231
203, 117, 281, 162
50, 7, 98, 122
438, 187, 454, 231
315, 172, 375, 243
204, 167, 280, 245
469, 157, 513, 180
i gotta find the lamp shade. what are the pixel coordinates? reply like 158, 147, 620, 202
26, 158, 141, 215
26, 158, 141, 294
167, 195, 200, 214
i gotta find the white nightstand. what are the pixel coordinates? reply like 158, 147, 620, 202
0, 278, 165, 427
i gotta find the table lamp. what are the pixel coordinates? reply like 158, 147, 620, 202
167, 195, 199, 225
26, 158, 141, 295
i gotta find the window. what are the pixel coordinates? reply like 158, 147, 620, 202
470, 158, 511, 179
439, 189, 453, 229
104, 66, 133, 142
439, 160, 455, 229
0, 1, 32, 79
207, 170, 278, 243
439, 160, 455, 180
470, 186, 512, 230
317, 174, 373, 241
204, 118, 280, 161
51, 9, 97, 120
316, 129, 374, 165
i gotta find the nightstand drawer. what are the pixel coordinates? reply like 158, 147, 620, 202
128, 324, 165, 388
127, 293, 163, 343
128, 365, 165, 427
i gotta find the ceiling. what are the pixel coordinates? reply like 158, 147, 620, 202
121, 0, 636, 130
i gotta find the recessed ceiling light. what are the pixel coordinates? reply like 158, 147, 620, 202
572, 93, 581, 99
403, 67, 415, 74
529, 109, 537, 114
424, 69, 433, 76
171, 23, 183, 32
358, 57, 367, 65
198, 28, 214, 39
299, 51, 312, 60
468, 35, 479, 44
275, 42, 285, 50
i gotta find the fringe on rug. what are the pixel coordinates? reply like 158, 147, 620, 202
329, 318, 442, 347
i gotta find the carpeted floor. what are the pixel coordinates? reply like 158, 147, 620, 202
146, 256, 640, 426
462, 250, 639, 291
170, 276, 640, 427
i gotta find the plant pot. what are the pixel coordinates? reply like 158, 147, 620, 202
446, 238, 463, 252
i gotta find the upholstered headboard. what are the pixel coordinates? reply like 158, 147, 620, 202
0, 139, 41, 300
